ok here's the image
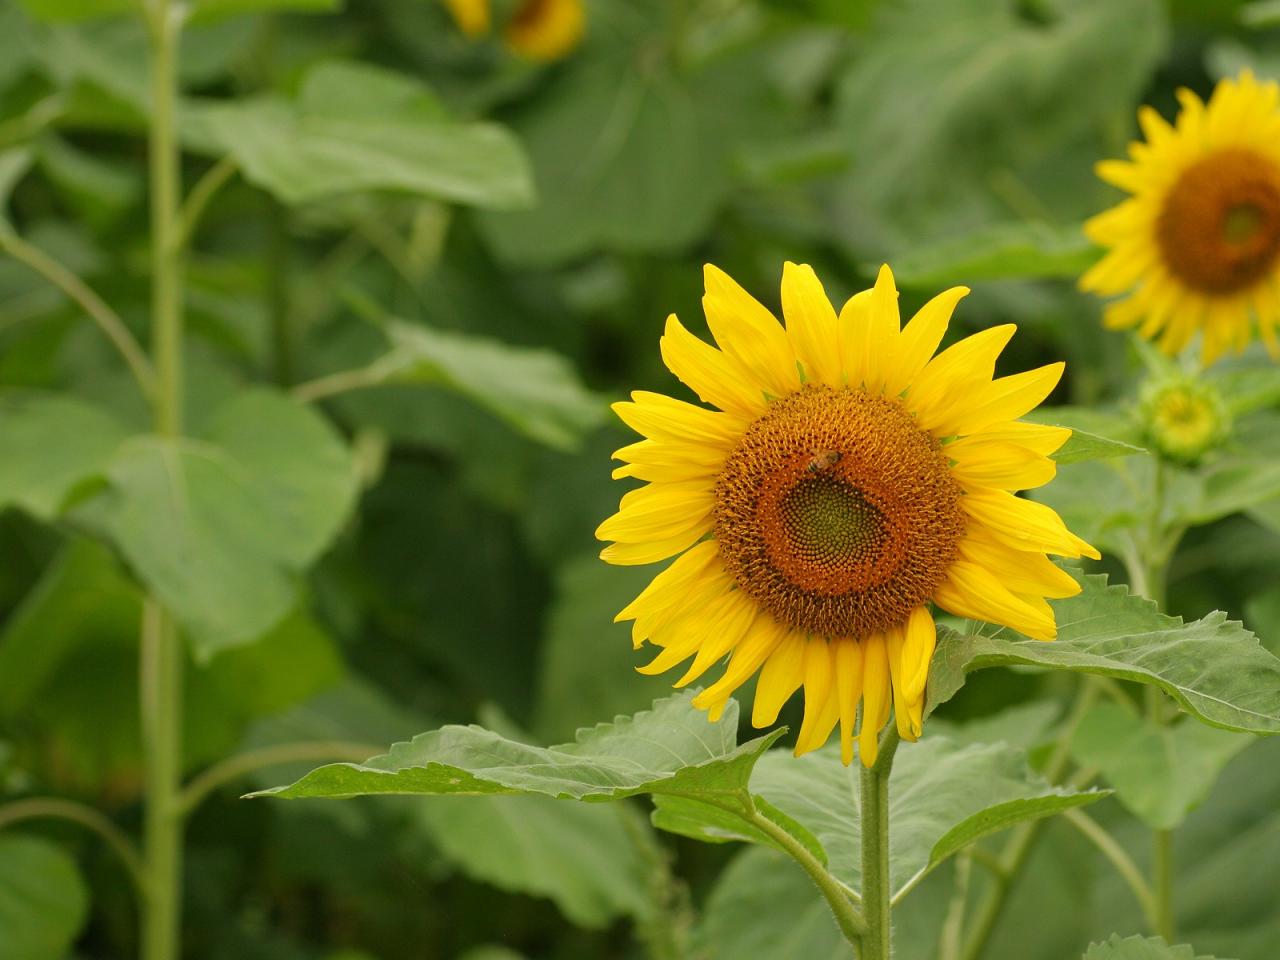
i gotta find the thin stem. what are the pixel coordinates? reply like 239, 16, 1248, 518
859, 727, 900, 960
141, 3, 187, 959
292, 362, 395, 404
742, 802, 867, 947
1063, 809, 1158, 931
148, 0, 185, 440
0, 230, 157, 399
140, 599, 183, 960
958, 677, 1099, 960
176, 155, 237, 249
0, 797, 146, 895
1153, 827, 1175, 942
939, 851, 973, 960
179, 741, 381, 816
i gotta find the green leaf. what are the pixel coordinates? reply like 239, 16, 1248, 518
71, 390, 355, 658
253, 691, 784, 805
415, 796, 650, 928
1070, 703, 1253, 830
1024, 406, 1146, 464
655, 736, 1105, 897
0, 390, 131, 520
884, 222, 1101, 287
0, 835, 88, 960
928, 574, 1280, 734
330, 318, 605, 452
1083, 934, 1221, 960
478, 60, 723, 266
196, 60, 532, 209
203, 389, 357, 569
829, 0, 1167, 250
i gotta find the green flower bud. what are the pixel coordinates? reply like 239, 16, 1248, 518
1139, 376, 1231, 465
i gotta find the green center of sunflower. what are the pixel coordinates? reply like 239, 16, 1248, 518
1157, 148, 1280, 294
714, 386, 966, 638
781, 474, 881, 564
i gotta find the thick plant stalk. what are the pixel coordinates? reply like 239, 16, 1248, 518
860, 728, 900, 960
141, 2, 186, 958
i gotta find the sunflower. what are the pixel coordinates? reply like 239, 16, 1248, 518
1081, 71, 1280, 366
597, 263, 1098, 767
442, 0, 584, 61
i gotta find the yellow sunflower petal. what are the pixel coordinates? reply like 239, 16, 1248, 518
752, 629, 806, 727
841, 264, 901, 394
962, 487, 1100, 560
834, 638, 864, 767
613, 391, 746, 447
883, 284, 969, 398
933, 560, 1058, 640
660, 315, 768, 418
859, 633, 891, 768
795, 640, 839, 756
907, 325, 1017, 432
781, 262, 843, 387
947, 437, 1057, 491
703, 263, 800, 398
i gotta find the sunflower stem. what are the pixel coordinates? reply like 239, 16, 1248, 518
859, 727, 900, 960
141, 2, 187, 958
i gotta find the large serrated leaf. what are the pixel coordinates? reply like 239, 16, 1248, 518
254, 692, 784, 806
928, 574, 1280, 734
654, 736, 1103, 898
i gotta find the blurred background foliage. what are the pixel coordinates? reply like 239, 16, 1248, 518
0, 0, 1278, 958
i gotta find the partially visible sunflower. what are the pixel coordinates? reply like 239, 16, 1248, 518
597, 264, 1098, 767
1082, 71, 1280, 366
442, 0, 584, 61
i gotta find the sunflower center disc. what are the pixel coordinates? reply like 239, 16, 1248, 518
1157, 148, 1280, 294
714, 386, 966, 638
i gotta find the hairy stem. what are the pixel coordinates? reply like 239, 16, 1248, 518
742, 801, 866, 949
0, 797, 146, 895
860, 727, 900, 960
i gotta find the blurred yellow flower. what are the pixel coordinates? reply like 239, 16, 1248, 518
597, 264, 1097, 767
442, 0, 584, 61
1082, 71, 1280, 366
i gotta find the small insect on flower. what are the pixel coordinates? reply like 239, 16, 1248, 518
1081, 71, 1280, 366
597, 263, 1098, 767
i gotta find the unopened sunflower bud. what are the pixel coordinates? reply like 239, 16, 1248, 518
1139, 377, 1230, 464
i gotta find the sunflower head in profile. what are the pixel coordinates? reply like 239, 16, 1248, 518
442, 0, 584, 61
1081, 71, 1280, 367
596, 263, 1098, 767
